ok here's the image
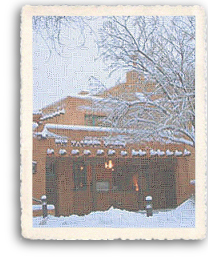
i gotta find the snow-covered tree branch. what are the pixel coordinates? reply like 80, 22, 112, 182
96, 16, 195, 147
32, 16, 195, 147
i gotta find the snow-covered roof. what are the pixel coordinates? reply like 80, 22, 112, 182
40, 108, 65, 121
42, 123, 126, 133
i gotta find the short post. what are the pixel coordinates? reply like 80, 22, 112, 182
41, 195, 48, 218
145, 196, 153, 217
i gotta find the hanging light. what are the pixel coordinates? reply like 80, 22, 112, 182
105, 160, 113, 169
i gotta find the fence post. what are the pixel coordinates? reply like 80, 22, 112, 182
41, 195, 48, 218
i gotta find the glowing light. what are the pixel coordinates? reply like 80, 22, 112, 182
133, 175, 139, 192
109, 160, 113, 169
105, 160, 113, 169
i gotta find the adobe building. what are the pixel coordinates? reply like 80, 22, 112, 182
33, 70, 195, 216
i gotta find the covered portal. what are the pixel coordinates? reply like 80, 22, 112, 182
46, 155, 177, 216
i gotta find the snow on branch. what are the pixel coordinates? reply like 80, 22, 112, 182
94, 16, 195, 147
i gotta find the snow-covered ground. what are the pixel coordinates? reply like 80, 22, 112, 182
33, 197, 195, 228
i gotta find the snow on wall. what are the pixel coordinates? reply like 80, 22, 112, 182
150, 149, 157, 156
166, 149, 174, 156
104, 139, 126, 147
83, 149, 91, 155
43, 146, 191, 158
32, 122, 39, 130
175, 150, 183, 156
55, 138, 68, 144
47, 149, 54, 155
59, 149, 67, 155
132, 149, 146, 156
184, 149, 191, 156
121, 150, 128, 156
71, 149, 80, 155
108, 149, 116, 156
97, 149, 104, 155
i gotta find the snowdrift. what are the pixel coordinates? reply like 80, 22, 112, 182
33, 197, 195, 228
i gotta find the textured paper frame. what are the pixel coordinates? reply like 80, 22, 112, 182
20, 5, 207, 240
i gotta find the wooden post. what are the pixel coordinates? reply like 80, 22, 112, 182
41, 195, 48, 218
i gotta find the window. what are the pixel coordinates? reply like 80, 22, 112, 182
46, 161, 56, 175
84, 114, 106, 126
73, 162, 87, 190
32, 161, 37, 174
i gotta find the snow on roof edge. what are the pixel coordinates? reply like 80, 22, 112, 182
44, 123, 127, 133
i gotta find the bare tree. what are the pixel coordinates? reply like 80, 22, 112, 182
33, 16, 94, 58
96, 16, 195, 147
32, 16, 195, 147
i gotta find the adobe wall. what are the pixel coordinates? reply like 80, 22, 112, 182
33, 128, 195, 211
39, 96, 106, 126
33, 138, 48, 200
175, 145, 195, 205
